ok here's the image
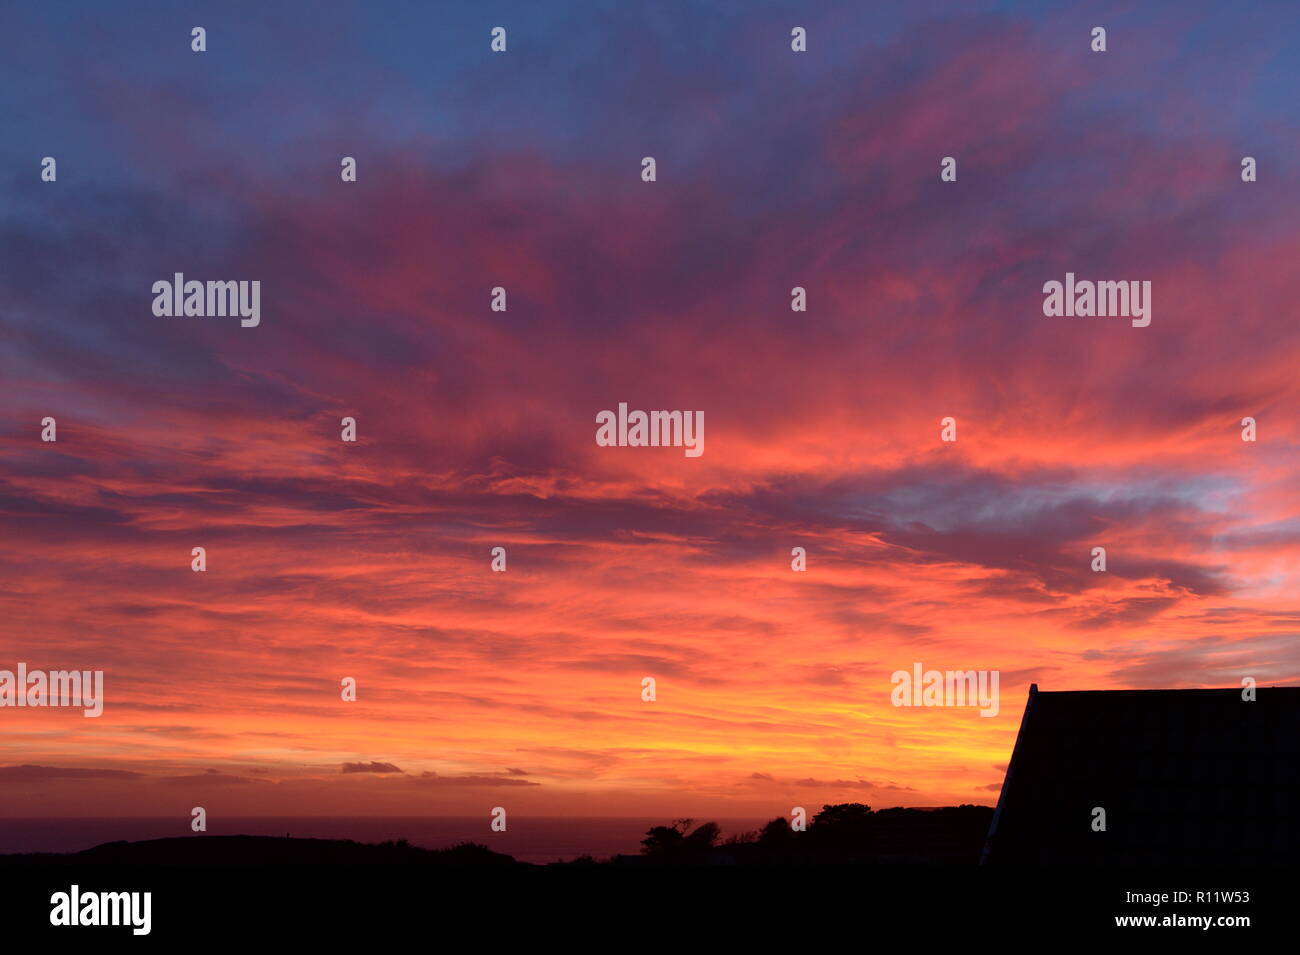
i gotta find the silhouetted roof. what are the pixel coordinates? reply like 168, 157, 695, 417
982, 684, 1300, 864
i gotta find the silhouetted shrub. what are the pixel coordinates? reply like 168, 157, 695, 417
758, 816, 793, 846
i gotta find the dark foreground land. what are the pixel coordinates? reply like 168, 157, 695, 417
0, 804, 992, 865
0, 803, 1283, 940
1, 835, 520, 865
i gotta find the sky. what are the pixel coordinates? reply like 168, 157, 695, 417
1, 0, 1299, 820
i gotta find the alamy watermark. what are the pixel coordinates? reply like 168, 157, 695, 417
1042, 273, 1150, 327
50, 886, 150, 935
0, 663, 103, 717
152, 273, 260, 327
596, 403, 704, 457
890, 663, 999, 717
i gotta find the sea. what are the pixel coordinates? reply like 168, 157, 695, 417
0, 817, 772, 864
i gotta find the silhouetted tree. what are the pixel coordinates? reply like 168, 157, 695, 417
683, 821, 720, 851
758, 816, 793, 846
640, 819, 720, 857
810, 803, 875, 847
640, 818, 692, 855
812, 803, 873, 827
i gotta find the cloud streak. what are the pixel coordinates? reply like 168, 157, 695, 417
1, 0, 1298, 817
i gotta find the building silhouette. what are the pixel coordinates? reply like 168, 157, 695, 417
982, 684, 1300, 864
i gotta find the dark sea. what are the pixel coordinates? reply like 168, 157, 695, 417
0, 817, 771, 864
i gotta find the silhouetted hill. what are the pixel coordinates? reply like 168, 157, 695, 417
0, 835, 520, 865
0, 805, 996, 865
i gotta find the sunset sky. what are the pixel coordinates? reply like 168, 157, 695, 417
2, 0, 1299, 820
